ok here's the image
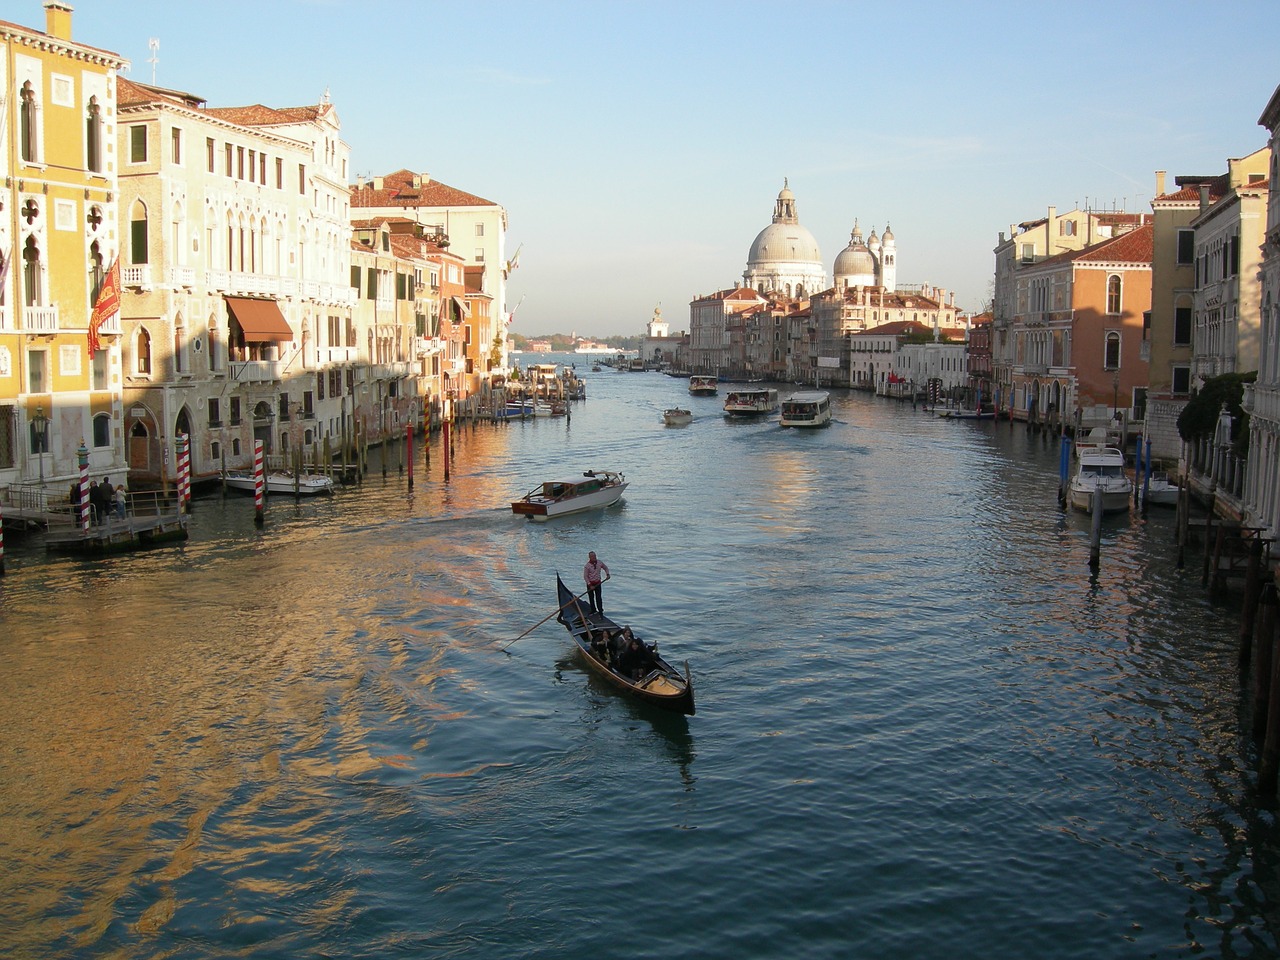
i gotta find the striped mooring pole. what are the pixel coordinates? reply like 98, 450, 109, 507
77, 441, 91, 534
253, 439, 265, 528
177, 433, 191, 513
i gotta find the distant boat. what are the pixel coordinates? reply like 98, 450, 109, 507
512, 470, 628, 521
663, 408, 693, 426
1142, 472, 1179, 507
724, 387, 778, 416
780, 391, 832, 428
689, 375, 718, 396
223, 471, 335, 496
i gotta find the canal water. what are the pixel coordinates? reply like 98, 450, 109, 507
1, 357, 1277, 959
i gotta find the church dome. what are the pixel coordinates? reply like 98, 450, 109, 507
833, 220, 876, 281
747, 180, 822, 266
748, 220, 823, 265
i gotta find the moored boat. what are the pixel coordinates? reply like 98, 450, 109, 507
723, 387, 779, 416
689, 375, 718, 396
779, 391, 832, 428
554, 574, 695, 715
663, 408, 693, 426
223, 471, 335, 496
511, 470, 628, 521
1142, 472, 1179, 507
1069, 446, 1133, 514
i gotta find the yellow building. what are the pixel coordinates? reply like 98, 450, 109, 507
1, 3, 127, 502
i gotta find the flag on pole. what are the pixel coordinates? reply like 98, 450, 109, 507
88, 258, 120, 355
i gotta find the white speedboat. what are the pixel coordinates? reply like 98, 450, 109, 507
780, 391, 832, 428
512, 470, 628, 521
1142, 472, 1179, 507
223, 471, 335, 496
689, 375, 718, 396
724, 388, 779, 416
663, 408, 693, 426
1069, 446, 1132, 514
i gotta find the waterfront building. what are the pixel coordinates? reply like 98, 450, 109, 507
849, 318, 968, 397
992, 206, 1149, 417
1007, 224, 1153, 424
687, 287, 766, 375
639, 304, 684, 369
0, 3, 128, 500
1243, 87, 1280, 537
811, 284, 959, 388
966, 313, 993, 403
743, 181, 826, 298
832, 221, 896, 292
115, 77, 354, 485
350, 170, 511, 379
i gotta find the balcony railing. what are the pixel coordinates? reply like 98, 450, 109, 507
168, 265, 196, 289
24, 305, 59, 332
121, 265, 153, 289
229, 360, 282, 383
0, 304, 13, 332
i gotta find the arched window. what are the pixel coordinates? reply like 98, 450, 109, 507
92, 412, 111, 448
19, 81, 37, 163
136, 328, 152, 374
89, 240, 105, 304
174, 313, 186, 375
1104, 331, 1121, 370
130, 199, 149, 264
86, 96, 103, 172
1106, 275, 1121, 315
22, 236, 42, 306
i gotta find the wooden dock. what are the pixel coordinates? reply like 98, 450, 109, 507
43, 511, 189, 555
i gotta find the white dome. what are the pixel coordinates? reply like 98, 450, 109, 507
748, 220, 823, 265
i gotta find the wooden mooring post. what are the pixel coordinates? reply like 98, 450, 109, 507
1239, 537, 1266, 671
1260, 587, 1280, 797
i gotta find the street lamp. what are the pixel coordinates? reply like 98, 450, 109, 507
31, 403, 48, 488
1112, 373, 1120, 418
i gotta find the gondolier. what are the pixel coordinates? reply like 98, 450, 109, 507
583, 550, 610, 614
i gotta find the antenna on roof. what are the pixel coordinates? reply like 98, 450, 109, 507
148, 38, 159, 85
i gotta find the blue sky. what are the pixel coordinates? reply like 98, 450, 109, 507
58, 1, 1280, 337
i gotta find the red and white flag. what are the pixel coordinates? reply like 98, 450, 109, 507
88, 258, 120, 355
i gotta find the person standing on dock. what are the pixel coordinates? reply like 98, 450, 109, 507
583, 551, 610, 614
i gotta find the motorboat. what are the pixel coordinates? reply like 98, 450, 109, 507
689, 375, 718, 396
1142, 472, 1179, 507
663, 408, 693, 426
779, 391, 832, 428
511, 470, 628, 521
723, 388, 779, 417
1069, 446, 1133, 514
223, 471, 335, 496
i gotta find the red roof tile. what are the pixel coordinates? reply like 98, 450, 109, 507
351, 168, 496, 208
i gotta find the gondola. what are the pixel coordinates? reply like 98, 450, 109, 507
554, 574, 695, 715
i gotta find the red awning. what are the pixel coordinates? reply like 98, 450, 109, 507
225, 296, 293, 342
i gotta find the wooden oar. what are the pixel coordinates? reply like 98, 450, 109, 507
501, 588, 590, 650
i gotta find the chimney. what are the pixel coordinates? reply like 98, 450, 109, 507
44, 1, 72, 40
356, 175, 365, 190
372, 176, 383, 191
1155, 170, 1166, 196
412, 174, 422, 188
1199, 184, 1210, 213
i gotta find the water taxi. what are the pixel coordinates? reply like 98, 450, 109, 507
663, 408, 693, 426
779, 391, 832, 428
511, 470, 628, 521
724, 387, 779, 417
689, 375, 718, 396
223, 471, 335, 496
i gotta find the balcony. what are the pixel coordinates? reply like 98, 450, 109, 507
97, 312, 122, 336
229, 360, 282, 383
121, 265, 153, 289
24, 305, 59, 333
0, 304, 12, 332
168, 265, 196, 289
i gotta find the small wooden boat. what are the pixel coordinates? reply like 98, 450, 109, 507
663, 408, 693, 426
689, 375, 718, 396
512, 469, 627, 521
555, 574, 694, 714
223, 471, 335, 496
1142, 472, 1179, 507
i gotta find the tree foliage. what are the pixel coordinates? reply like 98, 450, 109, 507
1176, 371, 1256, 453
